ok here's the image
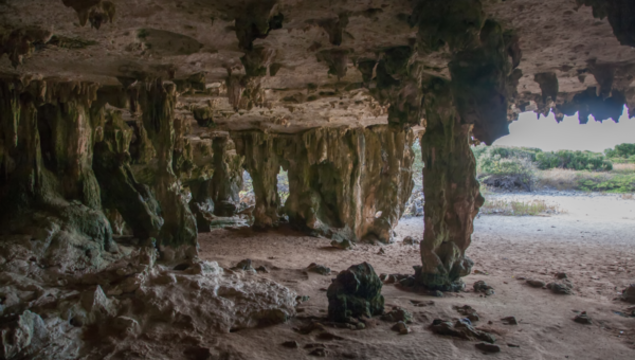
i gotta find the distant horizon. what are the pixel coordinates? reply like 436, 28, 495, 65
493, 106, 635, 153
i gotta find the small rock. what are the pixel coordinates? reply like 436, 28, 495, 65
308, 348, 328, 357
356, 322, 365, 330
555, 272, 568, 279
507, 343, 520, 348
317, 332, 344, 341
173, 263, 190, 271
331, 239, 352, 250
455, 305, 480, 322
377, 248, 385, 255
501, 316, 518, 325
296, 295, 310, 303
233, 259, 254, 271
475, 342, 501, 353
69, 315, 85, 327
382, 274, 398, 284
307, 263, 331, 275
381, 307, 412, 323
402, 236, 419, 245
391, 321, 410, 335
473, 280, 495, 296
296, 322, 327, 335
621, 284, 635, 303
474, 269, 489, 275
574, 312, 592, 325
526, 279, 546, 288
399, 276, 416, 287
111, 316, 140, 337
281, 340, 299, 349
429, 290, 444, 297
256, 265, 269, 273
516, 276, 526, 280
547, 282, 573, 295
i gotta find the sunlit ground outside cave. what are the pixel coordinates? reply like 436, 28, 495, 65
1, 0, 635, 359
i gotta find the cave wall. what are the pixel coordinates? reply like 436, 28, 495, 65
232, 125, 415, 245
0, 78, 201, 266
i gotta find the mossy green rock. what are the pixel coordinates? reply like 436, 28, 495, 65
327, 262, 384, 323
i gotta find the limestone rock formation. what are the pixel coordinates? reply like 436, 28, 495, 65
1, 0, 635, 357
233, 125, 414, 244
327, 262, 384, 323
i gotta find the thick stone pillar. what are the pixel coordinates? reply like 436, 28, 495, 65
416, 81, 484, 291
93, 110, 163, 240
138, 80, 197, 257
232, 131, 281, 228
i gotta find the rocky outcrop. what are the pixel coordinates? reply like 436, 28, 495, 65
233, 125, 415, 244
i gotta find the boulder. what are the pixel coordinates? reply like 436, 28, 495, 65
327, 262, 384, 322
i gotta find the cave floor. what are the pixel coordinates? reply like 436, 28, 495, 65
198, 194, 635, 359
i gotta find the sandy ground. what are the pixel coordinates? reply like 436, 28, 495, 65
198, 193, 635, 360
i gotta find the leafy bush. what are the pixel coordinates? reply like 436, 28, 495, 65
605, 143, 635, 163
535, 150, 612, 171
475, 146, 537, 191
577, 173, 635, 193
473, 145, 541, 162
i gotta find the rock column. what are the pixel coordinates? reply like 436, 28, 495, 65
417, 81, 484, 290
138, 80, 197, 258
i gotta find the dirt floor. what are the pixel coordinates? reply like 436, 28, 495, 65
198, 193, 635, 360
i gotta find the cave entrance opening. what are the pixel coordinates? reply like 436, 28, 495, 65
404, 136, 424, 217
240, 169, 256, 210
276, 167, 289, 208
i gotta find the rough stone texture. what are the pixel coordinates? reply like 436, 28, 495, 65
0, 310, 49, 360
327, 262, 384, 323
0, 243, 296, 360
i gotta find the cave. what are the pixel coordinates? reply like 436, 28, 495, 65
0, 0, 634, 359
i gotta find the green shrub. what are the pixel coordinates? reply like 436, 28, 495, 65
475, 146, 537, 179
535, 150, 612, 171
577, 173, 635, 193
473, 145, 541, 162
605, 143, 635, 163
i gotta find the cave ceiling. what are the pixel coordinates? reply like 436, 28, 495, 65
1, 0, 634, 137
